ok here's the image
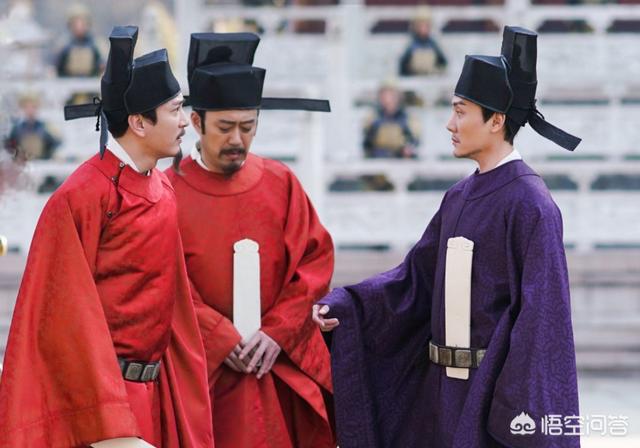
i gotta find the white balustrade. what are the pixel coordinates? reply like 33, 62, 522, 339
2, 2, 640, 254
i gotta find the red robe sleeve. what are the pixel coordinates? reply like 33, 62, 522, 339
260, 174, 335, 390
0, 192, 140, 447
188, 276, 242, 374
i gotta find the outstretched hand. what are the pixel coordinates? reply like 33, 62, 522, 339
312, 304, 339, 332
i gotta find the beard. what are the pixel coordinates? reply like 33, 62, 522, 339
219, 147, 247, 176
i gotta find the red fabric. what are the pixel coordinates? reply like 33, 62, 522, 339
212, 357, 333, 448
166, 154, 335, 447
123, 382, 161, 445
0, 150, 213, 448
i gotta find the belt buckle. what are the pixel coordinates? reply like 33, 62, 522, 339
454, 349, 472, 368
124, 362, 144, 381
438, 346, 452, 366
152, 362, 161, 380
429, 342, 438, 364
140, 364, 157, 382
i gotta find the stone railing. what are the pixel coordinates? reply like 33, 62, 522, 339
322, 159, 640, 251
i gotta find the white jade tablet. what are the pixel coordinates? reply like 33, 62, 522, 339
91, 437, 156, 447
444, 236, 474, 380
233, 239, 262, 342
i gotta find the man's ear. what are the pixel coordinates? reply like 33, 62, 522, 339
490, 112, 507, 135
127, 114, 146, 138
191, 111, 203, 135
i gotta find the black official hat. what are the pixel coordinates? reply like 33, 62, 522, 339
186, 32, 331, 112
454, 26, 581, 151
125, 49, 180, 114
64, 25, 181, 157
454, 55, 512, 114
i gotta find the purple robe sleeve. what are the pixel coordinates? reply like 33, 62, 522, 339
319, 208, 443, 448
488, 208, 580, 448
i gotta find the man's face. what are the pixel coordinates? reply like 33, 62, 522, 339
414, 20, 431, 38
446, 95, 494, 160
69, 17, 89, 38
143, 94, 188, 159
21, 100, 39, 121
379, 87, 400, 115
192, 109, 258, 175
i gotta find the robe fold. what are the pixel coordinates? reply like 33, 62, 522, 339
320, 160, 579, 448
166, 153, 335, 448
0, 149, 213, 448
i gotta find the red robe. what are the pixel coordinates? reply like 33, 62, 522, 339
0, 149, 213, 448
165, 154, 335, 448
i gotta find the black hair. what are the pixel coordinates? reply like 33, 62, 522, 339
480, 107, 518, 145
172, 108, 206, 174
171, 148, 183, 173
107, 109, 158, 139
193, 108, 261, 136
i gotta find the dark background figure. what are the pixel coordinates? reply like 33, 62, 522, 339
5, 93, 60, 162
363, 81, 420, 159
399, 8, 447, 76
56, 4, 103, 77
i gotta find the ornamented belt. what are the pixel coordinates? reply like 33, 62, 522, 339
428, 340, 486, 369
118, 357, 161, 382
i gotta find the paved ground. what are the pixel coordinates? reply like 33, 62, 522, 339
579, 375, 640, 446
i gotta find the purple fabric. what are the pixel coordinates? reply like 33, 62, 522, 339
320, 160, 579, 448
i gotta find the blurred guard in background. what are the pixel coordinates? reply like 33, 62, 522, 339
5, 92, 60, 161
363, 80, 420, 159
399, 8, 447, 77
56, 3, 103, 77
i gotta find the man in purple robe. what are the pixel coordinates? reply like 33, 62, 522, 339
312, 26, 581, 448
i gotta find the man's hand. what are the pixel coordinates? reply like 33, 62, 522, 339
223, 344, 252, 373
312, 304, 339, 332
238, 331, 281, 379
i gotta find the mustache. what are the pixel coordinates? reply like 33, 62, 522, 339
220, 148, 246, 156
177, 130, 186, 139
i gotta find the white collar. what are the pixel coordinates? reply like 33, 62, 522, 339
191, 144, 211, 171
495, 148, 522, 168
108, 138, 147, 174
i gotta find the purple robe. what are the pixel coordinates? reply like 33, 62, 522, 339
320, 160, 579, 448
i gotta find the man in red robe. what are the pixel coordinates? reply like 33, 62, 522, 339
0, 26, 213, 448
165, 32, 335, 448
